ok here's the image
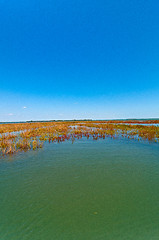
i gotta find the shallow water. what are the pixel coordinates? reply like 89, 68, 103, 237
1, 138, 159, 240
116, 123, 159, 126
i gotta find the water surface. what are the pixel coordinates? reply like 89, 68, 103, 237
1, 138, 159, 240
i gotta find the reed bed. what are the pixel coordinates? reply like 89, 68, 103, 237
0, 121, 159, 156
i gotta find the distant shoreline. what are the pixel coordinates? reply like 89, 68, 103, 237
0, 118, 159, 124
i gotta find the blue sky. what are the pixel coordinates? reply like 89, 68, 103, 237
0, 0, 159, 121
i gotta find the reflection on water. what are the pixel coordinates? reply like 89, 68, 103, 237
1, 138, 159, 240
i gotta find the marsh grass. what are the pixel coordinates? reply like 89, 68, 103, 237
0, 121, 159, 156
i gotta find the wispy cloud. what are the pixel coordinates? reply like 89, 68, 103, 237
0, 113, 14, 116
23, 106, 27, 109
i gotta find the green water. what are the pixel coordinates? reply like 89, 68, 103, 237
1, 138, 159, 240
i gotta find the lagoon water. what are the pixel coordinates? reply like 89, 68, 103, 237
1, 137, 159, 240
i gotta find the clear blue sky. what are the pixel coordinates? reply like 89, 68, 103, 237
0, 0, 159, 121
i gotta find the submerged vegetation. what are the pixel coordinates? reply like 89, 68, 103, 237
0, 120, 159, 156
